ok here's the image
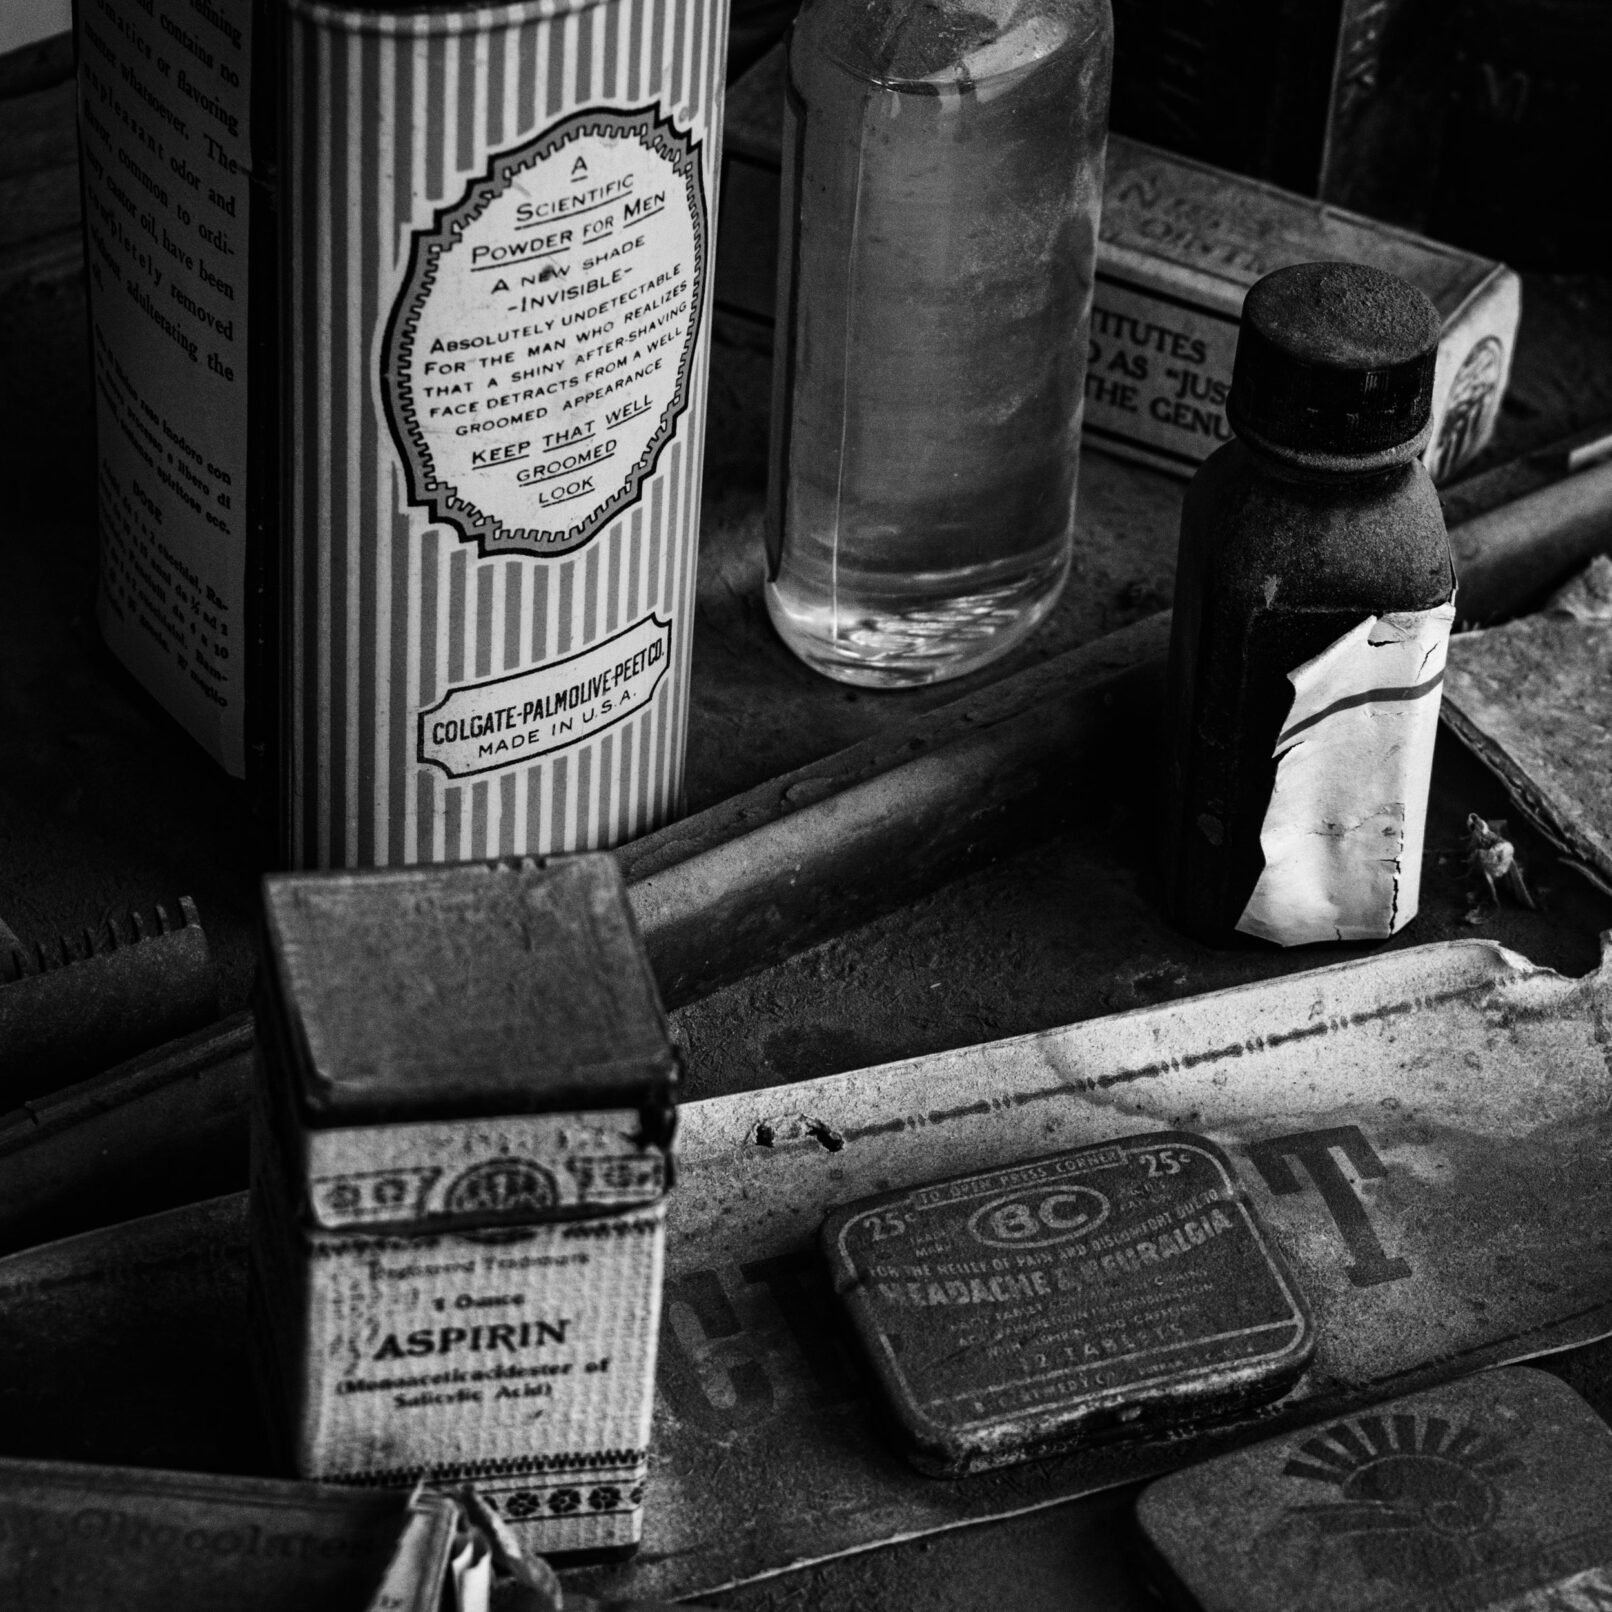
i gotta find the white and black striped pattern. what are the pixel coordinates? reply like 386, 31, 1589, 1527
283, 0, 726, 867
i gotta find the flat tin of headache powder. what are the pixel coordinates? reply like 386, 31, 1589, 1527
821, 1131, 1315, 1476
1133, 1367, 1612, 1612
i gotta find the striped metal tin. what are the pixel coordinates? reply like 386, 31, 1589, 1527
283, 0, 728, 868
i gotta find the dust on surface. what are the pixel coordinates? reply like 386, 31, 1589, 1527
670, 724, 1612, 1105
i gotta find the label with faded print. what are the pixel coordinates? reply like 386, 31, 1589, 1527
300, 1208, 665, 1554
255, 1098, 670, 1554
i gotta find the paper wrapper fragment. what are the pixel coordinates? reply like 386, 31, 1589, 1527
1238, 601, 1456, 946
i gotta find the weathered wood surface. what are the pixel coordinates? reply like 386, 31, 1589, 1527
6, 420, 1612, 1253
0, 623, 1168, 1253
625, 615, 1169, 1006
3, 85, 1612, 1608
0, 1011, 252, 1258
1448, 452, 1612, 621
1445, 557, 1612, 889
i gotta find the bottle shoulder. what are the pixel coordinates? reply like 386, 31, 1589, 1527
1175, 441, 1452, 615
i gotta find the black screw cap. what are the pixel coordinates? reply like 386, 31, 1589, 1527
1227, 261, 1442, 459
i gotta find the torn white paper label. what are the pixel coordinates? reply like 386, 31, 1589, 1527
450, 1531, 492, 1612
1237, 600, 1456, 945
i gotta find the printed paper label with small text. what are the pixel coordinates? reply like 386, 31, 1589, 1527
386, 107, 706, 559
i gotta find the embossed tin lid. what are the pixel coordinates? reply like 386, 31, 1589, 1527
1132, 1366, 1612, 1612
259, 855, 677, 1125
820, 1131, 1315, 1476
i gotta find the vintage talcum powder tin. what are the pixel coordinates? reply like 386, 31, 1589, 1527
821, 1131, 1315, 1476
249, 854, 679, 1556
75, 0, 727, 864
284, 0, 729, 869
1133, 1367, 1612, 1612
713, 45, 1517, 487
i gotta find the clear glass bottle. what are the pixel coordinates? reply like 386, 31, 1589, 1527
764, 0, 1113, 686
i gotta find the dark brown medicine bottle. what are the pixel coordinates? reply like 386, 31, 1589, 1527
1162, 261, 1457, 948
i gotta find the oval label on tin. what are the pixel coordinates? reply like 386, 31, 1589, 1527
385, 106, 706, 559
968, 1185, 1111, 1249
